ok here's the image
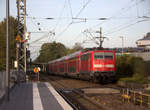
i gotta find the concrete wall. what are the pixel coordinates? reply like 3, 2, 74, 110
0, 72, 5, 99
0, 70, 20, 101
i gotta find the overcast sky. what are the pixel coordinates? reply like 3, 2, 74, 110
0, 0, 150, 59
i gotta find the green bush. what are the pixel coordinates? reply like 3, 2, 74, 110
145, 61, 150, 76
0, 63, 5, 71
116, 54, 150, 83
116, 55, 135, 78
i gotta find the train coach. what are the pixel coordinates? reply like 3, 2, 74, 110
47, 48, 116, 83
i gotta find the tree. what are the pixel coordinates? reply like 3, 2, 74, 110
0, 17, 19, 70
67, 42, 83, 54
35, 42, 68, 63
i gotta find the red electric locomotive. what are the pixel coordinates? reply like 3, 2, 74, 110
47, 49, 116, 83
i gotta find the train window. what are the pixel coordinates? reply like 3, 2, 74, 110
81, 55, 84, 61
85, 55, 88, 60
104, 52, 113, 59
94, 52, 104, 59
81, 54, 89, 61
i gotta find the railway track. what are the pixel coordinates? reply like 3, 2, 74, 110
39, 74, 150, 110
41, 75, 110, 110
60, 89, 110, 110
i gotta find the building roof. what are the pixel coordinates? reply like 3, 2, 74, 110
137, 32, 150, 41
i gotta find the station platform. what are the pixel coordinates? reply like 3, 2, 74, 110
0, 82, 73, 110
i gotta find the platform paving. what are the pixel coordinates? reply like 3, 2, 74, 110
0, 82, 73, 110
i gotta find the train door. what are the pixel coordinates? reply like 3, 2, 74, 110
76, 57, 78, 73
80, 54, 89, 73
88, 53, 92, 72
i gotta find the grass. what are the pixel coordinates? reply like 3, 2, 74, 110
119, 73, 150, 84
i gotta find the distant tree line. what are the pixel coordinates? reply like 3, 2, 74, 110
34, 42, 83, 63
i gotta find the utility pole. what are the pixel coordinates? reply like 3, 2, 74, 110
120, 36, 124, 55
99, 27, 102, 48
6, 0, 10, 101
24, 0, 27, 73
96, 27, 107, 48
16, 0, 27, 80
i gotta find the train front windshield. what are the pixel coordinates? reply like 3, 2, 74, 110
94, 52, 113, 59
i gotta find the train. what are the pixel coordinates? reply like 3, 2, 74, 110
47, 48, 116, 83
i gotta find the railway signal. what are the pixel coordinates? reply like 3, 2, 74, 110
33, 67, 40, 81
33, 67, 39, 73
16, 34, 21, 42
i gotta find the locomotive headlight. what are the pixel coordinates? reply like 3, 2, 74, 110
105, 64, 114, 68
94, 64, 103, 68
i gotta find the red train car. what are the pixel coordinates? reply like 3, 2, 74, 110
47, 49, 116, 83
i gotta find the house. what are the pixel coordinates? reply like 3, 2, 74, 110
136, 32, 150, 48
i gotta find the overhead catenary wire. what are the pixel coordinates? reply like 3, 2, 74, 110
72, 0, 148, 45
55, 0, 93, 40
27, 0, 104, 58
27, 0, 67, 46
29, 31, 55, 44
103, 12, 150, 36
28, 0, 149, 59
88, 0, 145, 29
68, 0, 73, 19
53, 0, 68, 31
68, 0, 139, 45
103, 20, 147, 36
75, 0, 92, 18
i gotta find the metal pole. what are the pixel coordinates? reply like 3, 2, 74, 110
96, 27, 105, 48
24, 0, 27, 74
16, 0, 27, 82
6, 0, 10, 101
24, 0, 27, 73
38, 72, 39, 81
120, 36, 124, 55
16, 43, 19, 72
99, 27, 102, 48
17, 0, 20, 22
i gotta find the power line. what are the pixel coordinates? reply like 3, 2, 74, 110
86, 0, 145, 30
103, 19, 149, 36
53, 0, 68, 31
74, 0, 147, 44
103, 12, 150, 36
69, 0, 139, 44
68, 0, 73, 19
55, 0, 93, 39
29, 31, 55, 44
75, 0, 92, 18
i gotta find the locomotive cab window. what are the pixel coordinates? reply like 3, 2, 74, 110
81, 54, 89, 61
104, 52, 113, 59
94, 52, 104, 59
